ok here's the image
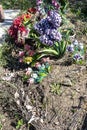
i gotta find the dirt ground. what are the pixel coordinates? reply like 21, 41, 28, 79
0, 1, 87, 130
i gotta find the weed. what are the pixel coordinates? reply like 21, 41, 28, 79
50, 83, 62, 95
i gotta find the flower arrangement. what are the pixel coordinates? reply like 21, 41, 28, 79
23, 57, 50, 84
67, 40, 85, 63
6, 0, 85, 84
8, 8, 36, 44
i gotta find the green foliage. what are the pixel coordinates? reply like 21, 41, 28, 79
16, 119, 23, 129
0, 0, 36, 10
0, 123, 2, 130
34, 40, 67, 61
70, 0, 87, 20
0, 43, 13, 66
59, 0, 69, 13
0, 43, 19, 69
50, 83, 62, 95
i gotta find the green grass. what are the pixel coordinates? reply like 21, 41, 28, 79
0, 0, 36, 10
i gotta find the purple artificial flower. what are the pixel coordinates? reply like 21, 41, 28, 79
36, 0, 43, 6
67, 44, 74, 52
34, 18, 53, 35
40, 34, 54, 46
45, 29, 62, 41
47, 10, 62, 28
73, 53, 83, 61
52, 0, 60, 9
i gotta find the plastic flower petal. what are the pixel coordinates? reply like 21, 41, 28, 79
19, 51, 25, 57
31, 73, 38, 79
28, 78, 35, 84
24, 57, 33, 64
35, 62, 42, 69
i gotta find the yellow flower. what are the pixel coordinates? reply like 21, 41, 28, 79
24, 57, 33, 64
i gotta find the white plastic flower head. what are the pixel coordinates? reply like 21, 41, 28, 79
73, 40, 78, 46
31, 73, 38, 79
27, 67, 32, 72
41, 64, 45, 69
26, 67, 33, 75
79, 43, 84, 50
28, 78, 35, 84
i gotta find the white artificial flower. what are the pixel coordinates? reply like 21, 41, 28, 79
73, 40, 78, 46
31, 73, 38, 79
79, 43, 84, 49
28, 78, 34, 84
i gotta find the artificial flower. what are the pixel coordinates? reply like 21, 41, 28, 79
28, 78, 35, 84
35, 62, 42, 69
25, 67, 32, 75
24, 56, 33, 64
31, 73, 38, 79
28, 8, 37, 14
19, 51, 25, 57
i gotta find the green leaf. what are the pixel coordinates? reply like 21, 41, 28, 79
38, 72, 47, 77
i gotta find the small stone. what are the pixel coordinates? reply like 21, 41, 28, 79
14, 91, 19, 99
61, 78, 72, 87
16, 100, 20, 105
26, 105, 32, 110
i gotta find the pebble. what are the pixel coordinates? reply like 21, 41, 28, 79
61, 78, 73, 87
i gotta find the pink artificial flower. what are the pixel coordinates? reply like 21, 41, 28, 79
52, 0, 60, 9
35, 62, 41, 68
19, 51, 25, 57
36, 0, 43, 5
28, 78, 34, 84
24, 44, 31, 51
25, 67, 32, 75
41, 57, 50, 63
19, 58, 23, 63
28, 50, 35, 56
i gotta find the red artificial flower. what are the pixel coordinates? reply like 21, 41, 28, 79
28, 8, 37, 14
13, 16, 22, 26
28, 50, 35, 56
24, 44, 31, 51
19, 25, 27, 32
21, 13, 31, 21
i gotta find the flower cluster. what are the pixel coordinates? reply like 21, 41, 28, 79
18, 44, 35, 64
8, 8, 36, 44
36, 1, 46, 15
67, 40, 85, 62
34, 10, 62, 46
47, 10, 62, 28
36, 0, 60, 15
52, 0, 60, 10
23, 57, 50, 84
